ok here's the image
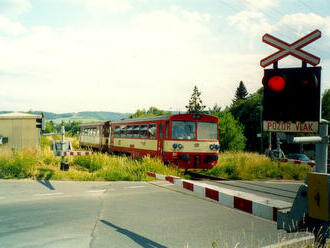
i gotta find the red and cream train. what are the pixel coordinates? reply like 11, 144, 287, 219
79, 113, 220, 169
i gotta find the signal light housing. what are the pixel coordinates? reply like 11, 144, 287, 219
36, 113, 46, 131
263, 67, 321, 122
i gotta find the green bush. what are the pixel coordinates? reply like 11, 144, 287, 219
206, 152, 311, 180
0, 152, 37, 178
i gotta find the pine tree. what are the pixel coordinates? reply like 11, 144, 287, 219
185, 86, 206, 113
233, 81, 248, 104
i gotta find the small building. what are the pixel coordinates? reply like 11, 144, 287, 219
0, 112, 41, 151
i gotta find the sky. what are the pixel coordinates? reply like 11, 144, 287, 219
0, 0, 329, 113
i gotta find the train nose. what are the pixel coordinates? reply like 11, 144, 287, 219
179, 154, 190, 161
208, 154, 218, 162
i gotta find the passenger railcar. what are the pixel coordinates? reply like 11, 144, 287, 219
79, 114, 219, 169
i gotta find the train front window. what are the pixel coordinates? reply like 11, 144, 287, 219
172, 121, 196, 140
197, 122, 217, 140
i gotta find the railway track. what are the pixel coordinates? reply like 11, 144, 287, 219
185, 171, 301, 202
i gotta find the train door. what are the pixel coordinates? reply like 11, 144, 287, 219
157, 122, 164, 157
103, 122, 111, 151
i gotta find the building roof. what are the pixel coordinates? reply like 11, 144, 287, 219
0, 112, 41, 119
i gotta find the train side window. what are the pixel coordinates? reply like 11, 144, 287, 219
140, 125, 148, 138
133, 125, 140, 138
127, 125, 133, 138
159, 124, 163, 139
120, 125, 127, 137
149, 124, 156, 139
114, 126, 120, 137
165, 122, 169, 139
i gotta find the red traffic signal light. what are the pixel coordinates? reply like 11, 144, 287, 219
267, 75, 286, 92
263, 67, 321, 122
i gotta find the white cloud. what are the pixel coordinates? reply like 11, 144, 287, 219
228, 11, 275, 37
0, 8, 228, 112
0, 0, 31, 16
0, 15, 26, 35
278, 13, 330, 37
82, 0, 132, 12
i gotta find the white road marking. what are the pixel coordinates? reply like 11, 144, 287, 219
126, 186, 145, 189
87, 189, 106, 193
33, 193, 64, 197
262, 234, 314, 248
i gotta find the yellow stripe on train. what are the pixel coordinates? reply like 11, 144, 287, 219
113, 138, 157, 151
163, 140, 219, 153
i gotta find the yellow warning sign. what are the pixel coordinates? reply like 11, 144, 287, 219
307, 173, 330, 221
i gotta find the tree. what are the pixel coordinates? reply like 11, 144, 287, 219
217, 110, 246, 151
130, 107, 171, 118
45, 120, 56, 133
229, 88, 263, 151
208, 104, 222, 116
322, 88, 330, 122
185, 85, 206, 113
233, 81, 248, 104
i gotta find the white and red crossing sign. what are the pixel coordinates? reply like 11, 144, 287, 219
260, 29, 321, 67
263, 121, 319, 133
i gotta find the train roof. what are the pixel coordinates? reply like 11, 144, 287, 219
80, 121, 105, 127
79, 113, 218, 127
111, 115, 171, 124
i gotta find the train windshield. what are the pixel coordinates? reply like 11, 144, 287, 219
172, 121, 196, 140
197, 122, 217, 140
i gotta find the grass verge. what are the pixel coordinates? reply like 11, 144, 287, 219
205, 151, 312, 180
0, 136, 311, 181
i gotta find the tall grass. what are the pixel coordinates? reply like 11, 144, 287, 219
0, 150, 38, 179
0, 135, 312, 181
0, 134, 181, 180
205, 152, 311, 180
73, 154, 180, 181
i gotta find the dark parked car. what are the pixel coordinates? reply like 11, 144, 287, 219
285, 153, 313, 162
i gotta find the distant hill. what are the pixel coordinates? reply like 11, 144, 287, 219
0, 111, 131, 123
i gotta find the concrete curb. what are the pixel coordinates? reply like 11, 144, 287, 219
147, 172, 292, 222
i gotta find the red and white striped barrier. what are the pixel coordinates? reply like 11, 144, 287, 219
147, 172, 291, 222
56, 151, 93, 156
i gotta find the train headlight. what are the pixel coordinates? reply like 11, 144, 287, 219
178, 144, 183, 149
209, 144, 215, 150
172, 143, 178, 149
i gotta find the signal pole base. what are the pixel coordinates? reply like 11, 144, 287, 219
60, 162, 69, 171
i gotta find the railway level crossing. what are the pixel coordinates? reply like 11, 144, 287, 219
53, 125, 92, 171
260, 29, 329, 246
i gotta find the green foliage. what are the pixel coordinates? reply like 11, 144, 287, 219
0, 151, 38, 178
186, 85, 206, 113
322, 88, 330, 122
229, 89, 263, 151
130, 107, 171, 118
206, 152, 310, 180
217, 111, 246, 151
45, 120, 56, 133
208, 104, 222, 116
73, 154, 180, 181
233, 81, 248, 104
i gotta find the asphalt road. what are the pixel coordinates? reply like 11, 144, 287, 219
0, 179, 309, 248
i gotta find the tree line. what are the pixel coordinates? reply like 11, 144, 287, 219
183, 83, 330, 153
46, 83, 330, 152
